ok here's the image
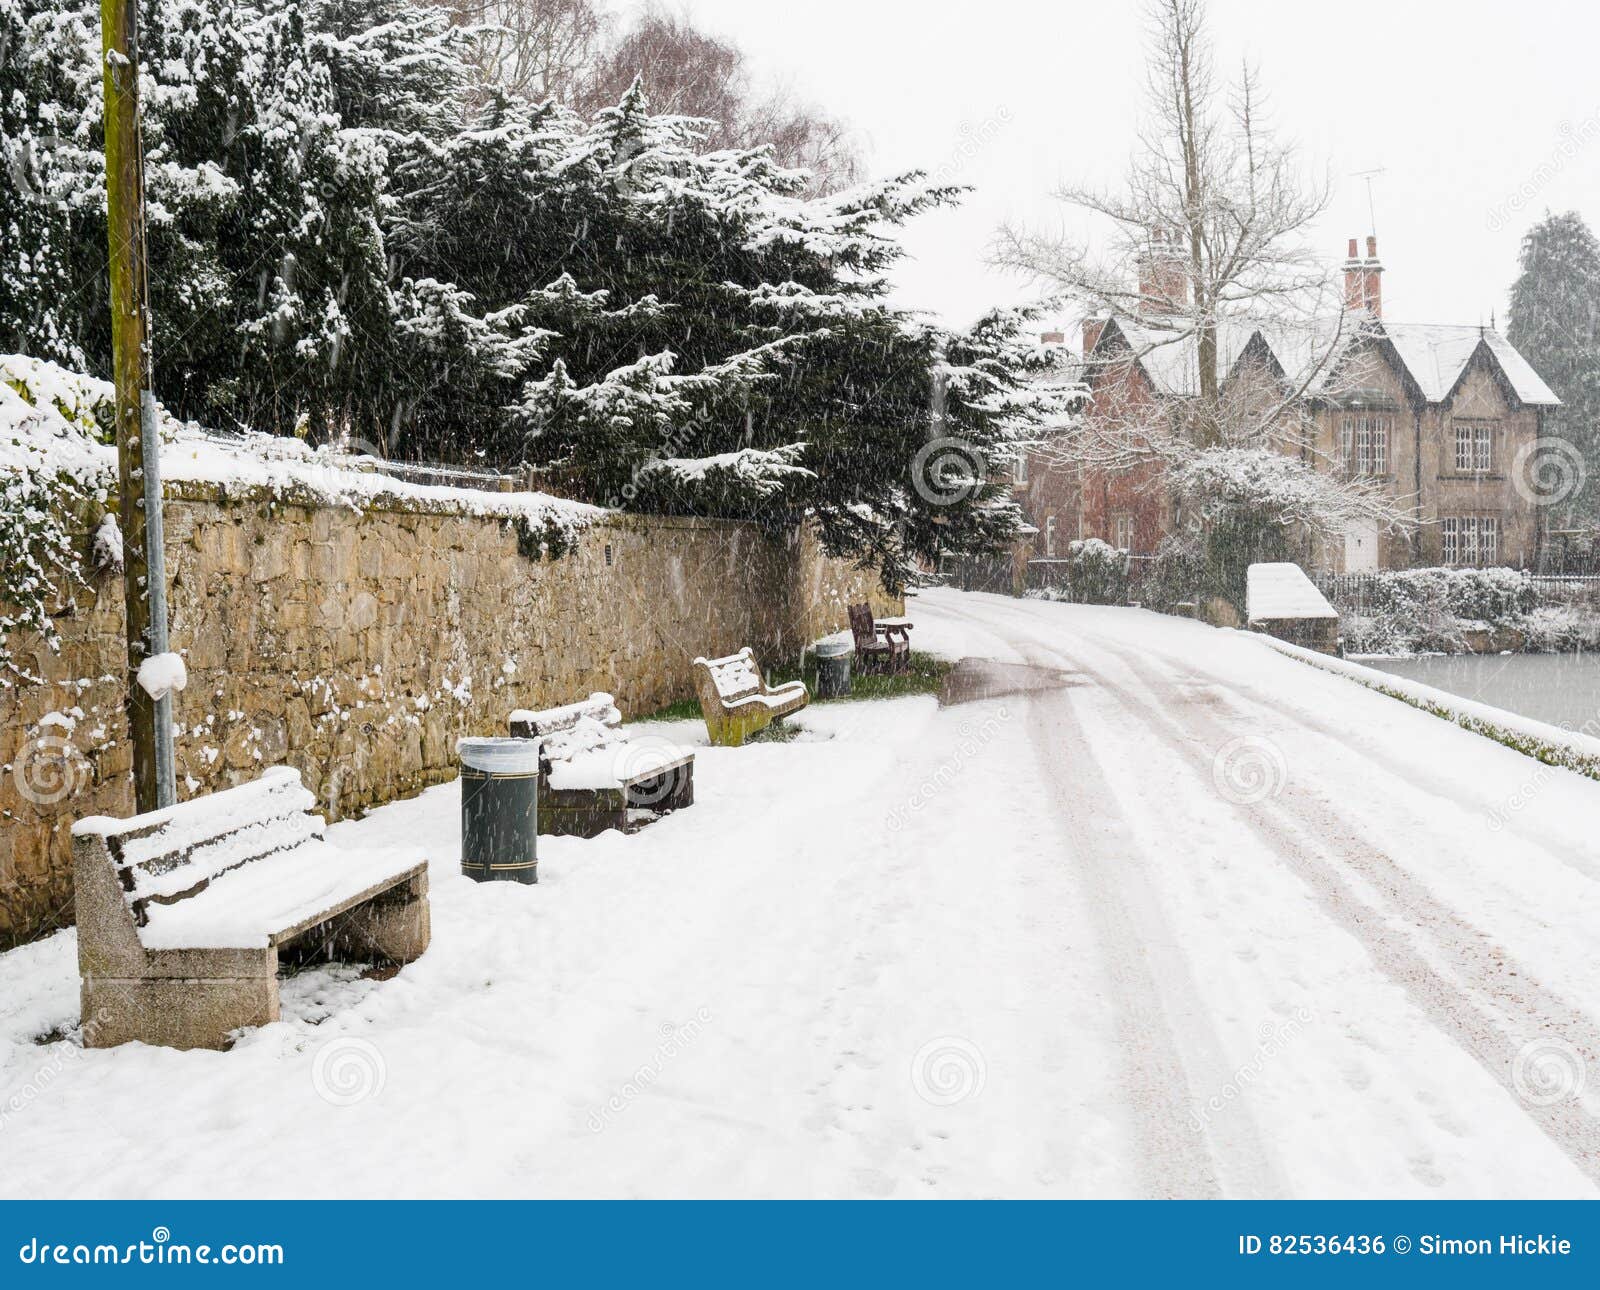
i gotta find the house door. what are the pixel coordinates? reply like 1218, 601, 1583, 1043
1344, 519, 1380, 572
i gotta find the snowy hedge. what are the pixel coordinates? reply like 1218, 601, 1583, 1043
1333, 567, 1598, 655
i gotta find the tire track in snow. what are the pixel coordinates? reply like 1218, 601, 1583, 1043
1042, 620, 1600, 1187
934, 596, 1283, 1197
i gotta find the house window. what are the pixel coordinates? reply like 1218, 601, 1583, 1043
1341, 414, 1389, 475
1045, 515, 1056, 557
1441, 516, 1500, 566
1014, 453, 1028, 486
1113, 513, 1135, 552
1454, 422, 1494, 473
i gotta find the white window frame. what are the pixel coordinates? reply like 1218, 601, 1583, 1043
1441, 515, 1500, 565
1014, 452, 1028, 486
1113, 513, 1135, 552
1045, 515, 1056, 557
1342, 414, 1389, 475
1454, 422, 1494, 473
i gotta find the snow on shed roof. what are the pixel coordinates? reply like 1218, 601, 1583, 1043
1246, 562, 1337, 623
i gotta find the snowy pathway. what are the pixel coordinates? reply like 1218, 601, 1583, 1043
2, 589, 1597, 1197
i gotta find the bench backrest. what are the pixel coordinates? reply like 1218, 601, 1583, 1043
72, 767, 322, 927
508, 692, 623, 768
508, 693, 621, 740
693, 649, 763, 705
848, 603, 877, 647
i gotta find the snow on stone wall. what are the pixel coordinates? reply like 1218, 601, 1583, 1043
0, 486, 898, 947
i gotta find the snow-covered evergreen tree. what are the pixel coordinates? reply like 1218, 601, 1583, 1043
1507, 210, 1600, 520
1, 0, 1057, 584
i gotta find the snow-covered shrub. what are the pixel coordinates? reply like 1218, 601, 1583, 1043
1522, 605, 1600, 653
0, 468, 94, 684
1335, 566, 1588, 655
1, 357, 116, 684
1060, 538, 1130, 605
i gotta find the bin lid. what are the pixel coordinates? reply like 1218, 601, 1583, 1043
813, 639, 852, 659
457, 736, 542, 775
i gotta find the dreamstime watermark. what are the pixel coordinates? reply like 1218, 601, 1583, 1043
884, 706, 1010, 830
1512, 436, 1587, 508
610, 734, 692, 809
1483, 711, 1600, 830
927, 107, 1014, 185
1210, 735, 1288, 805
0, 1009, 111, 1132
16, 1227, 283, 1267
9, 735, 90, 807
1511, 1036, 1589, 1108
1486, 111, 1600, 232
586, 1008, 713, 1133
910, 1036, 987, 1107
1187, 1008, 1314, 1132
310, 1036, 387, 1107
909, 437, 987, 508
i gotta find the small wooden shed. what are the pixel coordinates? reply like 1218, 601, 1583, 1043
1245, 563, 1340, 655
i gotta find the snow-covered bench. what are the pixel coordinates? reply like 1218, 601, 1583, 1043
691, 648, 809, 747
509, 692, 694, 836
72, 767, 429, 1050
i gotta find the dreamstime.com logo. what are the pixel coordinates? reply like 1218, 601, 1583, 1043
586, 1009, 713, 1133
909, 1036, 987, 1107
610, 735, 692, 809
885, 707, 1009, 830
909, 437, 987, 508
1210, 735, 1288, 805
0, 1009, 111, 1130
310, 1037, 386, 1107
1512, 436, 1587, 508
1511, 1036, 1589, 1108
17, 1227, 284, 1268
9, 735, 90, 807
1188, 1008, 1315, 1132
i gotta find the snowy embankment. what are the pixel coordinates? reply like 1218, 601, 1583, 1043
2, 589, 1598, 1199
1256, 634, 1600, 782
1, 353, 597, 531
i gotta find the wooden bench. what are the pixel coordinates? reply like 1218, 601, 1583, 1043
849, 602, 913, 675
691, 648, 809, 747
508, 692, 694, 837
72, 767, 428, 1051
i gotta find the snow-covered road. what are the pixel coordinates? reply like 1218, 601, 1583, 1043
2, 588, 1597, 1198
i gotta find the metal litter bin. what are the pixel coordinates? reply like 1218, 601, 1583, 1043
458, 737, 540, 884
813, 638, 853, 699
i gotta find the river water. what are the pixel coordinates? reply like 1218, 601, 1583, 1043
1361, 652, 1600, 732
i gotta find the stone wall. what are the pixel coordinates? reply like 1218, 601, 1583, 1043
0, 485, 899, 947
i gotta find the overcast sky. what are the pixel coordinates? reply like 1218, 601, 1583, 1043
647, 0, 1598, 338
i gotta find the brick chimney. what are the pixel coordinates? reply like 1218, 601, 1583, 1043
1343, 235, 1383, 317
1040, 330, 1066, 345
1138, 227, 1188, 316
1081, 319, 1104, 354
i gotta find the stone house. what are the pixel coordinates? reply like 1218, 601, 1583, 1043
1019, 237, 1561, 572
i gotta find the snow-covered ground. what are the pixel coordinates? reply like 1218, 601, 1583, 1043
2, 588, 1598, 1198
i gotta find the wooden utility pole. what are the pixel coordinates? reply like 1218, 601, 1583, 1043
101, 0, 174, 811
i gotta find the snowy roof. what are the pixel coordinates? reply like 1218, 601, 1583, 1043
1380, 323, 1559, 406
1092, 314, 1560, 409
1246, 562, 1337, 623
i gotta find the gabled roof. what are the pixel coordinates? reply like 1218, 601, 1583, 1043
1380, 323, 1559, 406
1088, 312, 1560, 409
